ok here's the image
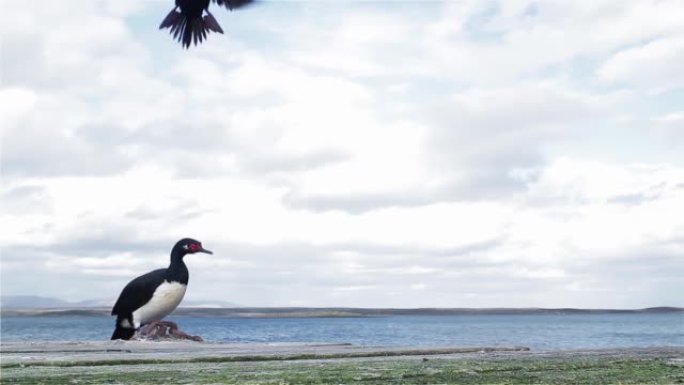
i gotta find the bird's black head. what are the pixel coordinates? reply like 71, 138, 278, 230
172, 238, 213, 258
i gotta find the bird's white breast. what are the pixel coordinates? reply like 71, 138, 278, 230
132, 281, 186, 328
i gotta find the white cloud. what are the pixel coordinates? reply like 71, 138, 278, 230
1, 0, 683, 308
598, 34, 684, 92
0, 87, 37, 129
655, 111, 684, 124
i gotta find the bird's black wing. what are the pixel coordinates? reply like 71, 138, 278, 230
212, 0, 256, 11
111, 269, 166, 316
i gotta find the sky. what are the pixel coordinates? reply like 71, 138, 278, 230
1, 0, 683, 309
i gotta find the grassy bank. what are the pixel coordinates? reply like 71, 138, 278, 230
3, 350, 683, 384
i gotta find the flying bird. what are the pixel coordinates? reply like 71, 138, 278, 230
159, 0, 255, 48
111, 238, 212, 340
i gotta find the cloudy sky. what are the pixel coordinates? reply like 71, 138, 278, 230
1, 0, 683, 308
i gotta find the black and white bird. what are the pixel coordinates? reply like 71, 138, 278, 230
110, 238, 212, 340
159, 0, 256, 48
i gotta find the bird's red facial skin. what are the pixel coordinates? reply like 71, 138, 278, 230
189, 243, 200, 252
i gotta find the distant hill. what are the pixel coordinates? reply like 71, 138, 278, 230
169, 306, 684, 318
0, 295, 241, 310
179, 300, 243, 308
2, 303, 682, 318
0, 295, 86, 309
2, 296, 681, 317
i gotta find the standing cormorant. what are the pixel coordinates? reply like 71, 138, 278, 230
111, 238, 212, 340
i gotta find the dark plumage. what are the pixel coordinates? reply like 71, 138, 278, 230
159, 0, 255, 48
110, 238, 212, 340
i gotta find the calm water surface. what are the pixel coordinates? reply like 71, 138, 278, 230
2, 313, 682, 351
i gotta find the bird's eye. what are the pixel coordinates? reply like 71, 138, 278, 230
189, 243, 199, 252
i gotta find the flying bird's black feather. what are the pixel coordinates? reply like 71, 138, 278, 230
159, 0, 255, 48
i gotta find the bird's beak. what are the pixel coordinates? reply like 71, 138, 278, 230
200, 247, 213, 255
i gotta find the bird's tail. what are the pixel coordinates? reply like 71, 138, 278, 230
111, 325, 135, 340
159, 8, 224, 48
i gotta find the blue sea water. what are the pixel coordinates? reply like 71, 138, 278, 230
1, 313, 682, 351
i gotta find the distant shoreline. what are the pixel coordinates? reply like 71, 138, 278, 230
2, 306, 682, 318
